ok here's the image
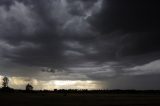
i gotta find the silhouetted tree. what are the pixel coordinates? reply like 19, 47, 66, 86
26, 83, 33, 91
2, 76, 9, 88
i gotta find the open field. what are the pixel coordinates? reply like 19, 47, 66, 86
1, 93, 160, 106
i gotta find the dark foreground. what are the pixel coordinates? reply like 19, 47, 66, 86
1, 92, 160, 106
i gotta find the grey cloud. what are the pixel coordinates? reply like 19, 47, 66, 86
1, 0, 160, 90
107, 75, 160, 90
67, 62, 124, 80
124, 60, 160, 76
0, 0, 104, 77
89, 0, 160, 59
66, 0, 101, 16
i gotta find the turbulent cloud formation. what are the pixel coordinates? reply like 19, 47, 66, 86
0, 0, 160, 89
0, 0, 102, 68
89, 1, 160, 57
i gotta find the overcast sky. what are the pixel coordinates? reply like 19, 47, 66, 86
0, 0, 160, 90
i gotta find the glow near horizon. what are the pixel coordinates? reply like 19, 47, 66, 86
0, 75, 104, 90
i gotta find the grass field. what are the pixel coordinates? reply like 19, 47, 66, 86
1, 93, 160, 106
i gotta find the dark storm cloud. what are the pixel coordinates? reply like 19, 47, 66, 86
107, 75, 160, 90
0, 0, 102, 70
89, 0, 160, 58
66, 0, 98, 16
0, 0, 14, 7
90, 0, 160, 33
0, 0, 64, 68
1, 0, 160, 85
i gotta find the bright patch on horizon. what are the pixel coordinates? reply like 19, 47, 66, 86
0, 75, 104, 90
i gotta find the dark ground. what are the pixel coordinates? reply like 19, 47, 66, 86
1, 92, 160, 106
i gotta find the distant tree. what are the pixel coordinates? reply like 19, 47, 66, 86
2, 76, 9, 88
26, 83, 33, 91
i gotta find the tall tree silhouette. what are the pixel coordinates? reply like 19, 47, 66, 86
26, 83, 33, 91
2, 76, 9, 88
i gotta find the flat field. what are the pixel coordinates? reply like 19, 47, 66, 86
1, 93, 160, 106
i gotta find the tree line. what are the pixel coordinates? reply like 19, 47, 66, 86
1, 76, 160, 94
1, 76, 33, 91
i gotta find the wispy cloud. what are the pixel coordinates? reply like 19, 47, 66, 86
124, 60, 160, 75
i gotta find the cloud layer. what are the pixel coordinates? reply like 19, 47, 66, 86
0, 0, 160, 89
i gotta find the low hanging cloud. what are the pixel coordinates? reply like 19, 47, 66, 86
124, 60, 160, 76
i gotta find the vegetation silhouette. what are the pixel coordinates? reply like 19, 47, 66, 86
0, 76, 160, 94
1, 76, 14, 92
26, 83, 33, 91
2, 76, 9, 88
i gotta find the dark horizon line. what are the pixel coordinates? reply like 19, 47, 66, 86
1, 87, 160, 93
